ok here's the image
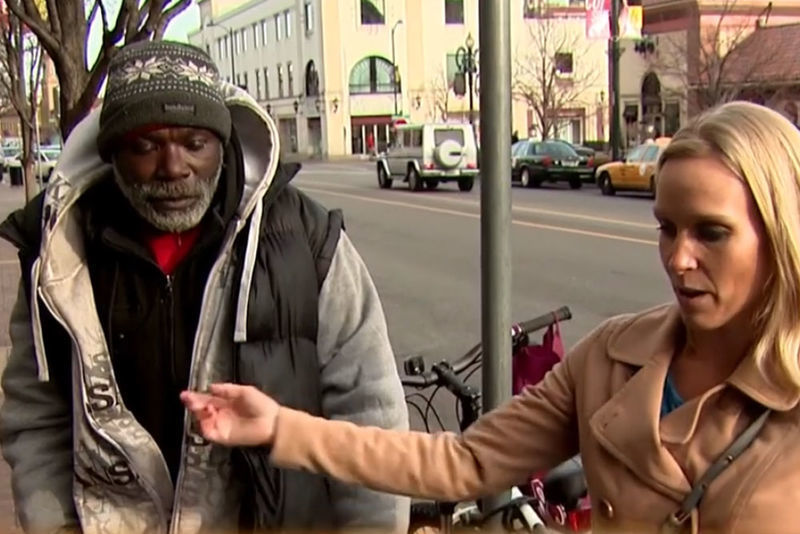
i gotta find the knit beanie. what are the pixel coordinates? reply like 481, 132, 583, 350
97, 40, 232, 161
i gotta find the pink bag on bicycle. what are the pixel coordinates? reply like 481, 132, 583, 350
512, 318, 564, 395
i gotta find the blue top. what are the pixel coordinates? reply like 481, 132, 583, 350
660, 372, 685, 417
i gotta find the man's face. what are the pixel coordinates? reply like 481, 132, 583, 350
113, 127, 224, 233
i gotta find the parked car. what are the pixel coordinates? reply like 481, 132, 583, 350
0, 146, 20, 178
594, 137, 670, 197
553, 139, 612, 170
376, 123, 479, 192
511, 139, 593, 189
7, 146, 61, 184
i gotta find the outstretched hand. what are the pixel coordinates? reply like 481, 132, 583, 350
180, 383, 279, 447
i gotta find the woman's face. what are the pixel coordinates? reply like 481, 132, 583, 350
654, 156, 771, 333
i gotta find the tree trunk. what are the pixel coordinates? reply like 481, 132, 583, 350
23, 159, 38, 202
19, 120, 38, 202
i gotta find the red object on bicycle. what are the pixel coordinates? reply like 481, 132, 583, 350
513, 316, 591, 532
512, 315, 564, 395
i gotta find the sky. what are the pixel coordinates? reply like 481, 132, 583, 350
86, 1, 202, 62
164, 2, 202, 42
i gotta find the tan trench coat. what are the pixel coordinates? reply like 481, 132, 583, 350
271, 304, 800, 533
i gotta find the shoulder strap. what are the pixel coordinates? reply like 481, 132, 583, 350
661, 408, 772, 533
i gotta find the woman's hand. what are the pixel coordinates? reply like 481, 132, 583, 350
180, 383, 279, 447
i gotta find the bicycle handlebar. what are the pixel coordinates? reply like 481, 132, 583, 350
402, 306, 572, 390
401, 361, 476, 391
517, 305, 571, 337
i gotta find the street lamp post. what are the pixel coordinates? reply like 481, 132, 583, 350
456, 33, 479, 126
207, 19, 236, 85
391, 20, 403, 116
609, 0, 621, 161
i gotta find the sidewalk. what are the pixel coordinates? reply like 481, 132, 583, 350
0, 183, 22, 530
0, 347, 19, 532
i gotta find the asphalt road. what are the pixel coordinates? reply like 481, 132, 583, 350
0, 161, 675, 526
293, 161, 672, 357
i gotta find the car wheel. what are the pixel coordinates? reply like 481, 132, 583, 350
568, 176, 582, 190
377, 165, 392, 189
407, 167, 423, 192
649, 176, 656, 199
458, 178, 474, 192
520, 168, 532, 188
425, 179, 439, 190
599, 173, 615, 196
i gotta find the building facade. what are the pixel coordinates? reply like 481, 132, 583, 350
617, 0, 800, 148
190, 0, 611, 157
1, 53, 61, 145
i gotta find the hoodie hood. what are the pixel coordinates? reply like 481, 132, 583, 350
28, 83, 284, 381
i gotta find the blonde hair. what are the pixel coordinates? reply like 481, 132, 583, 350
658, 101, 800, 390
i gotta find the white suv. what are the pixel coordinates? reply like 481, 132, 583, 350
377, 123, 479, 192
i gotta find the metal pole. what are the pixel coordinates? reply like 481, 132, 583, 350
609, 0, 621, 160
479, 0, 512, 463
391, 20, 403, 116
391, 28, 398, 116
467, 53, 474, 126
229, 29, 236, 85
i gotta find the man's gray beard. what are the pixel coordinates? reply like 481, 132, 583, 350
113, 159, 223, 233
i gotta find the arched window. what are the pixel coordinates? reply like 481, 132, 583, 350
349, 56, 399, 95
641, 72, 662, 117
305, 60, 320, 97
360, 0, 385, 24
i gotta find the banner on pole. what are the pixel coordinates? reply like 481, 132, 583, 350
620, 5, 643, 39
585, 0, 610, 40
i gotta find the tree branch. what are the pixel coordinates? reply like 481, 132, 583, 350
4, 0, 60, 52
44, 0, 63, 40
154, 0, 191, 39
124, 0, 143, 43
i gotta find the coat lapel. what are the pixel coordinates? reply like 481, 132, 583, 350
588, 305, 692, 500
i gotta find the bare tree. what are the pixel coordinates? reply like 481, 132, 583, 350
0, 8, 45, 201
648, 0, 773, 111
5, 0, 192, 139
513, 18, 597, 140
426, 67, 451, 122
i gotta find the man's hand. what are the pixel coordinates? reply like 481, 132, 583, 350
180, 383, 279, 446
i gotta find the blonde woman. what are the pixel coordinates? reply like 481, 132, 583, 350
183, 101, 800, 533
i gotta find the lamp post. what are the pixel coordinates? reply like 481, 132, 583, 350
391, 20, 403, 116
207, 19, 236, 85
456, 33, 479, 126
609, 0, 621, 161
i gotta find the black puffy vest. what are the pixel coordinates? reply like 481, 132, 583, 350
232, 182, 345, 531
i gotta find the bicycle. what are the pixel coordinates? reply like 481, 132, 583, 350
401, 306, 586, 533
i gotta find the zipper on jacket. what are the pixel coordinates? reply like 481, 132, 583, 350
165, 274, 177, 382
36, 291, 171, 531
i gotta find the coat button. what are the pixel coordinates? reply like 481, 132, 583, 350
598, 498, 614, 520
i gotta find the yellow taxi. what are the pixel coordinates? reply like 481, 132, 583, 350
595, 137, 671, 197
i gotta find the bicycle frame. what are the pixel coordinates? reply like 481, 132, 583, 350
403, 307, 572, 533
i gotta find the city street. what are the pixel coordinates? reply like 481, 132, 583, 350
293, 160, 671, 354
0, 160, 673, 527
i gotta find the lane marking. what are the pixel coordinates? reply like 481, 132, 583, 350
302, 187, 658, 246
297, 179, 655, 229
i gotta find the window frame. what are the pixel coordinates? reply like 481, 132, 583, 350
444, 0, 465, 24
304, 1, 314, 33
360, 0, 386, 25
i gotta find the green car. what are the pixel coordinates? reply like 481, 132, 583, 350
511, 140, 594, 189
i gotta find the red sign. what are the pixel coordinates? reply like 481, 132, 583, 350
585, 0, 610, 40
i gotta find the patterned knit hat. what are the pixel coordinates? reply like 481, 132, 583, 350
97, 40, 232, 161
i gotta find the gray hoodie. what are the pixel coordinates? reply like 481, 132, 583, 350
0, 84, 410, 534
